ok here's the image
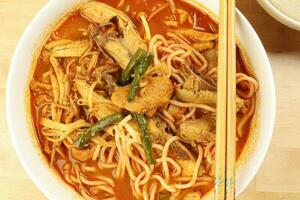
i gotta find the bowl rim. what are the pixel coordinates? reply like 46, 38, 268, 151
6, 0, 276, 199
257, 0, 300, 31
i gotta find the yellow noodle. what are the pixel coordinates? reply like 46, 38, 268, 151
107, 146, 116, 163
156, 157, 182, 177
139, 14, 152, 41
169, 100, 216, 112
173, 146, 203, 189
118, 115, 132, 128
162, 110, 176, 123
207, 67, 217, 76
82, 164, 97, 172
114, 154, 124, 178
90, 184, 115, 195
161, 136, 179, 182
88, 81, 98, 109
171, 72, 185, 83
151, 175, 176, 192
179, 107, 196, 123
157, 113, 178, 134
142, 183, 150, 200
149, 35, 168, 52
58, 120, 91, 142
173, 176, 213, 182
92, 144, 101, 161
70, 174, 79, 184
80, 187, 96, 200
169, 189, 181, 200
64, 172, 76, 185
152, 41, 163, 66
204, 142, 215, 164
126, 141, 151, 185
74, 164, 82, 185
158, 46, 175, 54
149, 182, 158, 200
115, 126, 136, 180
236, 73, 259, 99
134, 171, 146, 197
123, 123, 141, 143
80, 176, 107, 186
237, 96, 256, 137
167, 50, 185, 74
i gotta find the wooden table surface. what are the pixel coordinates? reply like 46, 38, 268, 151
0, 0, 299, 199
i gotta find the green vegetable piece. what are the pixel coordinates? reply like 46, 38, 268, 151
132, 113, 155, 164
127, 66, 142, 102
74, 113, 124, 148
118, 48, 147, 86
127, 53, 154, 102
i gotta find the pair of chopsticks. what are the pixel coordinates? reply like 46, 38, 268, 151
215, 0, 236, 200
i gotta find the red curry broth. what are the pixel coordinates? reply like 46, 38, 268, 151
31, 0, 253, 199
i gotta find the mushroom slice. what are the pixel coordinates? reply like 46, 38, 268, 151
80, 2, 147, 68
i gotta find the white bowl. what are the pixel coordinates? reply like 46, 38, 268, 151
6, 0, 276, 199
257, 0, 300, 31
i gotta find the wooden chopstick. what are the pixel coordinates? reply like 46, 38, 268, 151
225, 0, 236, 199
215, 0, 228, 199
215, 0, 236, 199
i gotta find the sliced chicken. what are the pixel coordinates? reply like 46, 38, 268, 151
71, 146, 94, 162
148, 119, 194, 161
176, 88, 217, 106
178, 118, 216, 143
46, 39, 89, 57
111, 77, 174, 116
175, 87, 245, 112
203, 48, 218, 70
74, 80, 121, 120
177, 29, 218, 42
80, 2, 147, 69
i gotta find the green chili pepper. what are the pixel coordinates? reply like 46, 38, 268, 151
118, 48, 147, 86
74, 113, 124, 149
127, 53, 154, 102
132, 113, 155, 164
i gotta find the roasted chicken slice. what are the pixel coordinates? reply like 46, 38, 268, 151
178, 118, 216, 143
111, 77, 174, 116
